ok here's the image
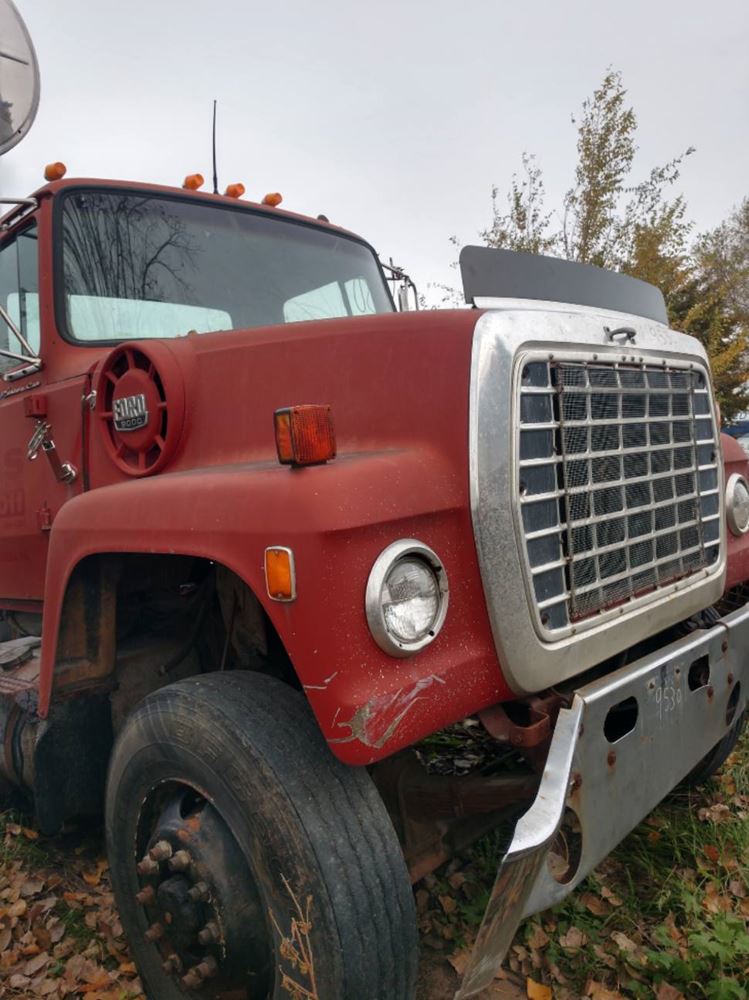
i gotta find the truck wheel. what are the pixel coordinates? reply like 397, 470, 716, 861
684, 710, 746, 787
105, 672, 418, 999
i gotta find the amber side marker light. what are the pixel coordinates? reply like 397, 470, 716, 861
265, 546, 296, 602
262, 192, 283, 207
183, 173, 204, 190
224, 183, 246, 199
44, 161, 67, 181
274, 405, 336, 466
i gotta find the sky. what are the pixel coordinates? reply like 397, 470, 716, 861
1, 0, 747, 304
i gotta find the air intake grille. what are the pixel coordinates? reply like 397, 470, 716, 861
517, 357, 721, 633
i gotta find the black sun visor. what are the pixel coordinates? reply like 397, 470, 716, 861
459, 245, 668, 325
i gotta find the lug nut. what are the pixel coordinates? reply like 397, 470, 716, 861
149, 840, 173, 862
187, 881, 209, 902
197, 920, 219, 945
197, 956, 218, 979
145, 922, 164, 942
136, 856, 160, 876
182, 966, 204, 990
162, 954, 183, 975
135, 885, 156, 905
169, 849, 191, 872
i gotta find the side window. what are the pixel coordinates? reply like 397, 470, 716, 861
0, 225, 39, 372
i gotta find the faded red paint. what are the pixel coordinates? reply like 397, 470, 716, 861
721, 433, 749, 591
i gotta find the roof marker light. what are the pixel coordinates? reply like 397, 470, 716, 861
224, 183, 245, 199
262, 192, 283, 207
183, 173, 204, 190
44, 161, 67, 181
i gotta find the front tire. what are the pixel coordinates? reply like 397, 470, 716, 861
105, 671, 418, 999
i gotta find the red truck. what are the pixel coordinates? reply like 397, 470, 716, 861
0, 167, 748, 1000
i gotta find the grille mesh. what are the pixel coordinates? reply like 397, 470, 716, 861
517, 357, 720, 632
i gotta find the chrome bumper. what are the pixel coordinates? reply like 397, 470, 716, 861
457, 601, 749, 999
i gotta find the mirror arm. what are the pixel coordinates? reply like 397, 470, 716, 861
0, 302, 36, 356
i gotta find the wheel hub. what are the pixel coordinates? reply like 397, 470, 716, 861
134, 783, 271, 997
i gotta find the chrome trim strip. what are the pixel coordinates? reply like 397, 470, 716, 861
469, 301, 727, 693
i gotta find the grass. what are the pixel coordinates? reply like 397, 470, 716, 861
429, 729, 749, 998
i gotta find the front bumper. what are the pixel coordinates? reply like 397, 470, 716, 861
457, 600, 749, 999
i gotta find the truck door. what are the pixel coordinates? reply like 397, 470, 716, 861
0, 220, 83, 603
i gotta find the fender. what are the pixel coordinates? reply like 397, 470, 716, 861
40, 449, 511, 765
722, 432, 749, 591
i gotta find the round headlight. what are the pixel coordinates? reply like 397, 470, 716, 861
366, 540, 449, 657
727, 474, 749, 536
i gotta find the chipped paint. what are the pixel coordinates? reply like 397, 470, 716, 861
329, 675, 438, 748
303, 671, 339, 692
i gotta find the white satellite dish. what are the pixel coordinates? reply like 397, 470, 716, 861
0, 0, 39, 156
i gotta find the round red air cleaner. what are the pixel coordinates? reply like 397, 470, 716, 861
98, 342, 186, 476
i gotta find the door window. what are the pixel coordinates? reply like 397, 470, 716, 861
0, 224, 39, 372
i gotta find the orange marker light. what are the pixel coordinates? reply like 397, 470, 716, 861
183, 173, 204, 190
274, 405, 336, 466
44, 161, 67, 182
265, 546, 296, 602
224, 183, 245, 199
262, 192, 283, 208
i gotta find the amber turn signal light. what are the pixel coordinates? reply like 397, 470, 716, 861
44, 161, 67, 181
274, 405, 336, 466
265, 546, 296, 602
183, 173, 204, 190
224, 183, 246, 199
262, 192, 283, 207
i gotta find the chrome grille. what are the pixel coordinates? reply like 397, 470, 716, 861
517, 356, 721, 633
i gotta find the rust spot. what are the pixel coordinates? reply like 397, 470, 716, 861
570, 772, 582, 792
728, 673, 734, 685
607, 750, 617, 767
707, 685, 715, 701
722, 640, 729, 654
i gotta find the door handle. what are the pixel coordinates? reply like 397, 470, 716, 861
27, 420, 77, 484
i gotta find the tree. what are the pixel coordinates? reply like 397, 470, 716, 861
468, 70, 748, 418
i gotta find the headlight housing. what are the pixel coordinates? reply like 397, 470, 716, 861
365, 540, 449, 657
726, 473, 749, 536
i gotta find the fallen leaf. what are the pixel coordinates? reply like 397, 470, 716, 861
610, 931, 638, 954
448, 948, 472, 976
655, 983, 685, 1000
580, 892, 610, 916
559, 927, 587, 950
527, 923, 550, 950
600, 886, 623, 907
439, 894, 457, 914
585, 981, 626, 999
23, 950, 50, 976
526, 976, 552, 999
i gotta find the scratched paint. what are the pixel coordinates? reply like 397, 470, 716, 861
329, 675, 440, 748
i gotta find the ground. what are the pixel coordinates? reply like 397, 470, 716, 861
1, 734, 747, 1000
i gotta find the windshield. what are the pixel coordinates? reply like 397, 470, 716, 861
59, 190, 393, 342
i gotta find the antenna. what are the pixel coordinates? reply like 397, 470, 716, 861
211, 99, 218, 195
